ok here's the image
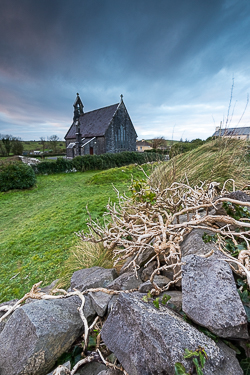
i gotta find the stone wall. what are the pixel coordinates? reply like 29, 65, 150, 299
105, 102, 137, 154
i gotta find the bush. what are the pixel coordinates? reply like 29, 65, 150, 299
0, 162, 36, 192
32, 152, 165, 175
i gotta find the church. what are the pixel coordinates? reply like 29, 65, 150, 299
64, 94, 137, 158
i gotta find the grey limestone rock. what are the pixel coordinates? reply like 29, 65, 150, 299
0, 299, 18, 333
119, 256, 134, 274
101, 293, 243, 375
136, 247, 155, 266
139, 275, 171, 293
153, 274, 172, 287
0, 296, 87, 375
181, 228, 221, 258
141, 260, 157, 281
107, 295, 119, 314
119, 248, 155, 274
40, 279, 59, 294
213, 191, 250, 216
97, 369, 123, 375
69, 267, 117, 292
89, 291, 112, 317
162, 290, 182, 311
138, 280, 153, 293
182, 254, 249, 339
74, 362, 107, 374
107, 271, 142, 291
225, 190, 250, 202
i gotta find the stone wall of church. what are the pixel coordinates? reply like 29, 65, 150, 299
105, 102, 137, 153
81, 137, 105, 155
66, 139, 75, 158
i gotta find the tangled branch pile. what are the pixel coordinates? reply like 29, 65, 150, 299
78, 178, 250, 293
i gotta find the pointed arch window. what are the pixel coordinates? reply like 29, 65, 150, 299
117, 124, 126, 148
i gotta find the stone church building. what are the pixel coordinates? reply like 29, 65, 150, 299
65, 94, 137, 158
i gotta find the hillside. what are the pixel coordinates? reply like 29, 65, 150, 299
0, 164, 152, 302
151, 137, 250, 189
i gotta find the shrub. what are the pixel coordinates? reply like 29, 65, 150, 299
0, 162, 36, 192
32, 152, 165, 175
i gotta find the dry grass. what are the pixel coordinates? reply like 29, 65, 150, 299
150, 138, 250, 190
58, 240, 114, 289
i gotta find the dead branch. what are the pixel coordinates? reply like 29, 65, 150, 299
76, 179, 250, 290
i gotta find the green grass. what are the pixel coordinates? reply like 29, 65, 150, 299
87, 163, 153, 185
151, 138, 250, 190
22, 140, 65, 153
0, 165, 150, 302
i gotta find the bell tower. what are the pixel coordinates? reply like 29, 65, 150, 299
73, 93, 84, 156
73, 93, 84, 122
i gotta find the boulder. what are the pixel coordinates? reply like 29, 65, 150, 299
74, 362, 107, 374
182, 254, 249, 339
225, 190, 250, 202
119, 248, 155, 274
40, 279, 59, 294
138, 280, 153, 293
0, 296, 91, 375
69, 267, 117, 292
213, 191, 250, 215
181, 228, 221, 258
0, 299, 18, 333
107, 272, 142, 291
107, 295, 119, 315
89, 291, 112, 317
161, 290, 182, 311
139, 275, 171, 293
97, 369, 123, 375
101, 293, 243, 375
140, 260, 157, 281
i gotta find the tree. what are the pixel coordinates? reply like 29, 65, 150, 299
1, 135, 13, 156
40, 137, 46, 154
0, 135, 6, 156
12, 138, 23, 155
48, 135, 60, 153
152, 137, 166, 150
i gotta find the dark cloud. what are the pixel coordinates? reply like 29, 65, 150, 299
0, 0, 250, 140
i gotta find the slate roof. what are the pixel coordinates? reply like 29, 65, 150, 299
213, 127, 250, 137
136, 140, 152, 147
65, 103, 119, 139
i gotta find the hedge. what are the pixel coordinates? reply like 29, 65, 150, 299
0, 162, 36, 192
32, 152, 165, 175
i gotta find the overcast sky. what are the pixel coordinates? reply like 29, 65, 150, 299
0, 0, 250, 141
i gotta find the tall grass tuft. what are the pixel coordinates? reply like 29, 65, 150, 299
58, 241, 114, 290
150, 138, 250, 190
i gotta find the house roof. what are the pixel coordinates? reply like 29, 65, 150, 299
65, 103, 120, 139
213, 127, 250, 137
136, 140, 152, 147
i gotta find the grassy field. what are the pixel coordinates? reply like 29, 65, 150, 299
151, 138, 250, 189
22, 140, 65, 153
0, 164, 151, 302
2, 138, 249, 302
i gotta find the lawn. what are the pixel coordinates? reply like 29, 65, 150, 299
0, 165, 150, 302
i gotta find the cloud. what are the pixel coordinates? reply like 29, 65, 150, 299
0, 0, 250, 140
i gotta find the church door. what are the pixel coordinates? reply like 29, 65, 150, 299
90, 147, 93, 155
